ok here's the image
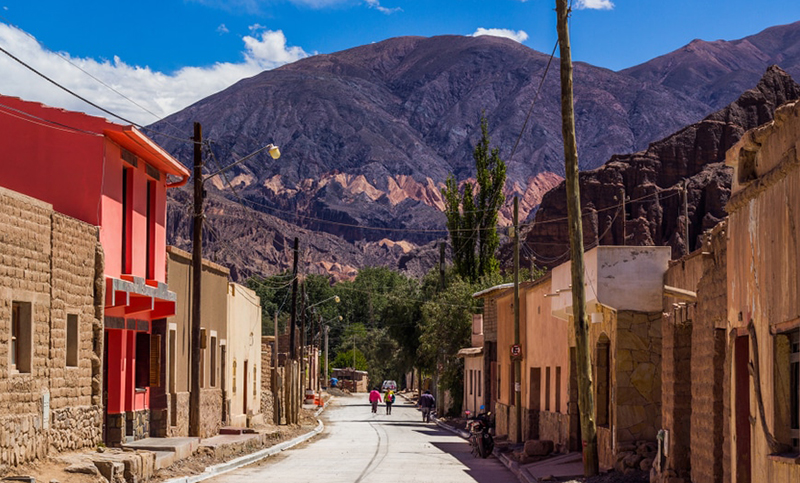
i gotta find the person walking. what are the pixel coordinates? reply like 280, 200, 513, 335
418, 390, 435, 422
369, 387, 382, 413
385, 390, 395, 415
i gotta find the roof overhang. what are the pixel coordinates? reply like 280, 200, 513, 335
472, 283, 514, 299
104, 126, 190, 179
457, 347, 484, 357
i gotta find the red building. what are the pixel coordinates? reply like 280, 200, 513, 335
0, 96, 190, 444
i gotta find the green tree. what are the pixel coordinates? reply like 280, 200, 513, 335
332, 348, 368, 371
441, 114, 506, 282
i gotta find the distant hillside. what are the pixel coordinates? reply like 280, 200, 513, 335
153, 22, 800, 279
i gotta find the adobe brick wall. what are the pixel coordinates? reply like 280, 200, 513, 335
691, 223, 728, 483
0, 187, 102, 465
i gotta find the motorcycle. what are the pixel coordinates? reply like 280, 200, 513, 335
465, 407, 494, 458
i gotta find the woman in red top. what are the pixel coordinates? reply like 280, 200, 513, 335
368, 387, 382, 413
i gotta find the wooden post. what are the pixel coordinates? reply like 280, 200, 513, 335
513, 196, 522, 443
556, 0, 599, 475
189, 122, 203, 437
289, 238, 299, 360
683, 180, 690, 255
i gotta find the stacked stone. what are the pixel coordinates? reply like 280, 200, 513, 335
200, 388, 223, 438
49, 406, 102, 452
614, 440, 657, 474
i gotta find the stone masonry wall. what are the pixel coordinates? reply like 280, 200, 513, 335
614, 310, 662, 444
0, 188, 102, 465
167, 392, 190, 437
692, 223, 729, 483
200, 388, 223, 438
260, 337, 274, 424
538, 410, 570, 453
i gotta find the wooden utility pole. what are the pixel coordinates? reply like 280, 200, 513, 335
439, 242, 446, 289
556, 0, 599, 475
289, 237, 299, 360
189, 122, 203, 437
324, 325, 329, 388
513, 196, 522, 443
620, 187, 626, 245
301, 284, 307, 389
683, 180, 690, 255
273, 311, 281, 424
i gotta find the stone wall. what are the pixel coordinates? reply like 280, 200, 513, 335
614, 310, 662, 444
167, 392, 190, 437
260, 337, 274, 424
126, 409, 149, 441
200, 388, 222, 438
538, 410, 570, 453
495, 401, 510, 438
0, 187, 102, 465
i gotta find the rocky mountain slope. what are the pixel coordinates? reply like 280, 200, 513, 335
153, 34, 713, 245
155, 22, 800, 280
519, 66, 800, 268
623, 21, 800, 111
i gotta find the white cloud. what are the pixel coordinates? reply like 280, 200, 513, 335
575, 0, 614, 10
0, 23, 309, 126
217, 23, 229, 34
471, 27, 529, 43
365, 0, 401, 14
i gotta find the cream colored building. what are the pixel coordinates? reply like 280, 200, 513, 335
226, 283, 263, 427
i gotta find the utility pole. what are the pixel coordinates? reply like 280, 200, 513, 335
683, 180, 690, 255
620, 187, 626, 245
301, 284, 307, 389
189, 122, 203, 438
556, 0, 599, 475
289, 238, 299, 360
439, 242, 446, 289
324, 325, 329, 389
513, 196, 521, 443
273, 311, 281, 425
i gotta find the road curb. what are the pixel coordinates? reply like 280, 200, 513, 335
163, 413, 326, 483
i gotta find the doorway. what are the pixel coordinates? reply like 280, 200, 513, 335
243, 360, 249, 419
735, 335, 751, 483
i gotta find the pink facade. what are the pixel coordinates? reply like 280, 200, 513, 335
0, 96, 190, 443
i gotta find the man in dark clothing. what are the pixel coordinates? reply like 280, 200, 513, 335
417, 390, 435, 423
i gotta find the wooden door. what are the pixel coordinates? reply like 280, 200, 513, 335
735, 336, 751, 483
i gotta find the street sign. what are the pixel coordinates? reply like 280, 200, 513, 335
510, 344, 522, 359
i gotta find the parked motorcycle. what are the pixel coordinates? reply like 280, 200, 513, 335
466, 408, 494, 458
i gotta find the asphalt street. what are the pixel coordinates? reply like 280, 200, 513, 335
207, 394, 518, 483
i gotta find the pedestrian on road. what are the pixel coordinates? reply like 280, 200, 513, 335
418, 390, 435, 422
385, 390, 395, 414
369, 387, 382, 413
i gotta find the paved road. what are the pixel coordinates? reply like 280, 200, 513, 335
208, 394, 518, 483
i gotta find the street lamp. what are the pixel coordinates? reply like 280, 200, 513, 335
190, 121, 280, 437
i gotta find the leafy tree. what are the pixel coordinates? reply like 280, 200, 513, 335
441, 114, 506, 282
332, 348, 368, 371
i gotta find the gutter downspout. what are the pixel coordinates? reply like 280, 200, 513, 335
166, 174, 189, 188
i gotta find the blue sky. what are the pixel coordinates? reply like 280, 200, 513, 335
1, 0, 799, 124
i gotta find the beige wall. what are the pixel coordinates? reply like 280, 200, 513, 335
166, 247, 229, 436
463, 355, 484, 415
226, 283, 262, 427
726, 100, 800, 483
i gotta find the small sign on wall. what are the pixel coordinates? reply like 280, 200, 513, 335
42, 391, 50, 429
510, 344, 522, 360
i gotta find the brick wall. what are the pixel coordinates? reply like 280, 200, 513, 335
0, 187, 102, 465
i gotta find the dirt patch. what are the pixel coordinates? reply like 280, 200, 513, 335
153, 409, 320, 481
562, 469, 650, 483
0, 451, 108, 483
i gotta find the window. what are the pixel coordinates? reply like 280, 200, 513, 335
232, 359, 237, 394
66, 314, 78, 367
134, 332, 151, 388
469, 369, 474, 395
596, 337, 611, 426
169, 329, 176, 393
121, 167, 133, 274
210, 336, 217, 387
529, 368, 542, 412
145, 180, 156, 280
477, 370, 481, 397
545, 367, 551, 411
555, 366, 562, 413
11, 301, 32, 373
776, 330, 800, 451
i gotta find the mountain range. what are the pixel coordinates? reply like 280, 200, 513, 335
154, 21, 800, 280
